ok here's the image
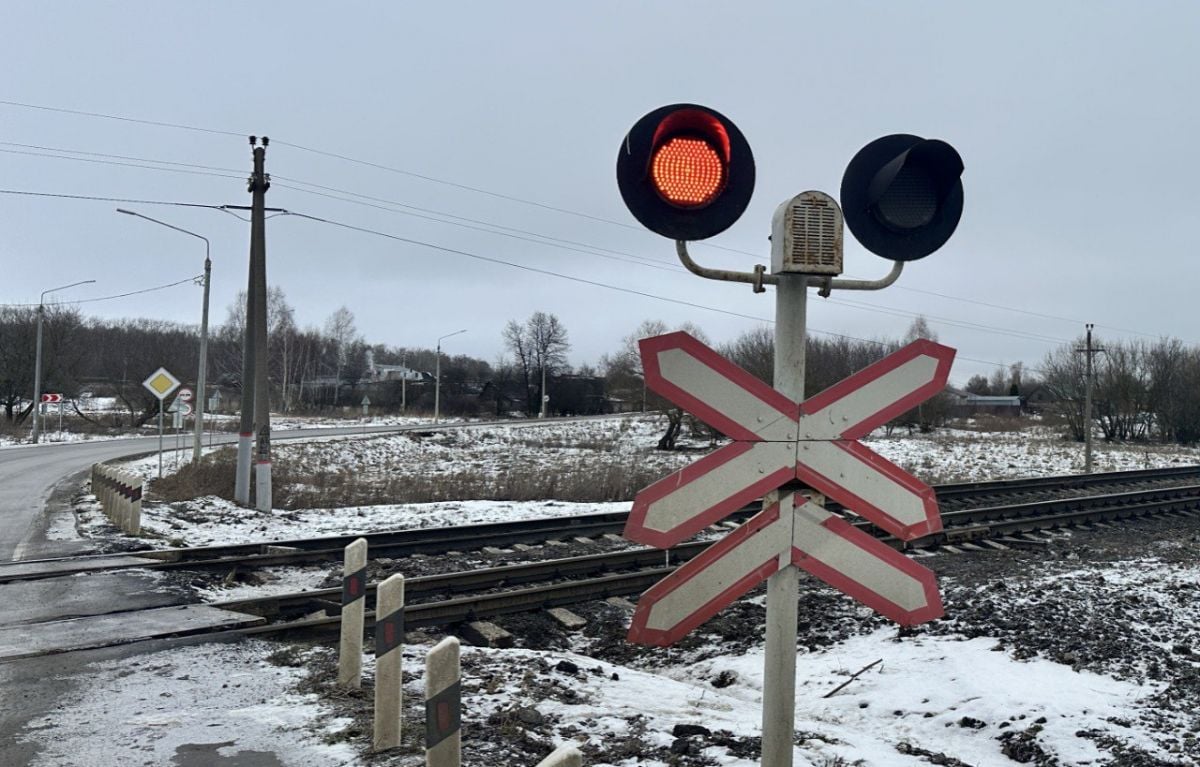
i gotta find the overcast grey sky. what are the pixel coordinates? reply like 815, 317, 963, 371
2, 2, 1197, 385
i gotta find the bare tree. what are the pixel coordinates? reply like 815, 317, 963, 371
324, 306, 359, 405
504, 312, 570, 415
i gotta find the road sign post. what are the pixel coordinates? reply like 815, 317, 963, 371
143, 367, 181, 480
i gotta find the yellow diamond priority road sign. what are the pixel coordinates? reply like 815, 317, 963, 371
142, 367, 181, 401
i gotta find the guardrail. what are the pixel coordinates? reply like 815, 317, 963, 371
90, 463, 143, 535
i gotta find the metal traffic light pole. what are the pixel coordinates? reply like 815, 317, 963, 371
678, 236, 902, 767
616, 104, 964, 767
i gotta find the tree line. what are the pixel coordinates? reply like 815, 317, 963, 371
7, 295, 1198, 447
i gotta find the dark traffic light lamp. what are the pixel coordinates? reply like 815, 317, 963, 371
840, 134, 964, 262
617, 104, 755, 241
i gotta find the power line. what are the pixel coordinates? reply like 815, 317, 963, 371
278, 208, 1036, 373
270, 180, 680, 273
0, 98, 244, 138
1, 138, 682, 272
0, 147, 244, 182
0, 106, 1171, 355
281, 209, 770, 323
0, 274, 203, 308
0, 97, 762, 261
0, 188, 226, 209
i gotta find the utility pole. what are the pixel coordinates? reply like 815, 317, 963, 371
1077, 324, 1104, 473
249, 136, 272, 511
235, 140, 258, 506
401, 350, 407, 412
539, 363, 547, 418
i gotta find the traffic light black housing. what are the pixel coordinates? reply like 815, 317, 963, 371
841, 134, 964, 262
617, 103, 755, 241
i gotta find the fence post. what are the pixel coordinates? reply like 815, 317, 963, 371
127, 471, 142, 535
373, 573, 405, 752
425, 636, 461, 767
534, 744, 584, 767
338, 537, 368, 688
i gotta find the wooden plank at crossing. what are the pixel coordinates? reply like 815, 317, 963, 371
0, 604, 265, 661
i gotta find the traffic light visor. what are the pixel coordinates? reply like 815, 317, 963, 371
617, 103, 754, 241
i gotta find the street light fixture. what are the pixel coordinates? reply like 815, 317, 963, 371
31, 279, 95, 443
117, 209, 211, 464
433, 329, 467, 424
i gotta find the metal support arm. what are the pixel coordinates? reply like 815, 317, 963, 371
676, 240, 778, 291
674, 240, 903, 296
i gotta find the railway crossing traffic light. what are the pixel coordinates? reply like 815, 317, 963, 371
616, 104, 965, 264
616, 103, 755, 241
840, 134, 964, 262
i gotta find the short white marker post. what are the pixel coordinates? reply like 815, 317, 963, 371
425, 636, 461, 767
534, 743, 583, 767
128, 472, 142, 535
373, 574, 405, 752
338, 537, 368, 688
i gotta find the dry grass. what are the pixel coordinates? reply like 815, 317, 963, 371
153, 447, 671, 509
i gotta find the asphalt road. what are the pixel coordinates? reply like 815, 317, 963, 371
0, 423, 453, 562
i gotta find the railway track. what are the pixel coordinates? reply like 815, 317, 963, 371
6, 464, 1199, 585
8, 464, 1200, 657
216, 474, 1200, 640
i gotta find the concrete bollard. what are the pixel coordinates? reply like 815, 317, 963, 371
534, 743, 583, 767
425, 636, 461, 767
338, 537, 369, 688
373, 574, 405, 752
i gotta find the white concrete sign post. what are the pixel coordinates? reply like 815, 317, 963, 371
142, 367, 181, 479
624, 329, 954, 762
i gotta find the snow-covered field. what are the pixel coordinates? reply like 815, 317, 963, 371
23, 415, 1200, 766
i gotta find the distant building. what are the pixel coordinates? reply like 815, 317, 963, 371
364, 349, 424, 382
946, 387, 1023, 417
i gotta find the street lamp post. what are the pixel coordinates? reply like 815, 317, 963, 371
31, 280, 95, 443
433, 329, 466, 424
118, 209, 211, 464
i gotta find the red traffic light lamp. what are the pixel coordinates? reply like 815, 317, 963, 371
840, 134, 964, 262
617, 104, 755, 241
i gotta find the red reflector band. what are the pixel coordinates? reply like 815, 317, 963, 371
651, 137, 725, 208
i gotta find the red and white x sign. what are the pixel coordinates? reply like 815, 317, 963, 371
625, 332, 954, 646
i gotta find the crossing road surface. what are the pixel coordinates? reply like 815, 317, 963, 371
0, 425, 430, 562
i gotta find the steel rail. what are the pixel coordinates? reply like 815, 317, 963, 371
7, 465, 1200, 585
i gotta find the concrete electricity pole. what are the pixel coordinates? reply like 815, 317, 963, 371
248, 136, 273, 511
1077, 323, 1104, 473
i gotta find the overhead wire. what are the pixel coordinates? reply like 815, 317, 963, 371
0, 100, 1166, 343
0, 100, 1163, 366
0, 274, 203, 309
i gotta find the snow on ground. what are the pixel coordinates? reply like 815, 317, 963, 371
29, 415, 1200, 765
89, 415, 1200, 550
464, 628, 1179, 767
18, 641, 357, 767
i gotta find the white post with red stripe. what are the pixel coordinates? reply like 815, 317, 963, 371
374, 573, 405, 752
338, 538, 368, 689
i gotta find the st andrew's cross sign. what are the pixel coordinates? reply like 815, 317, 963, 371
624, 332, 955, 646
